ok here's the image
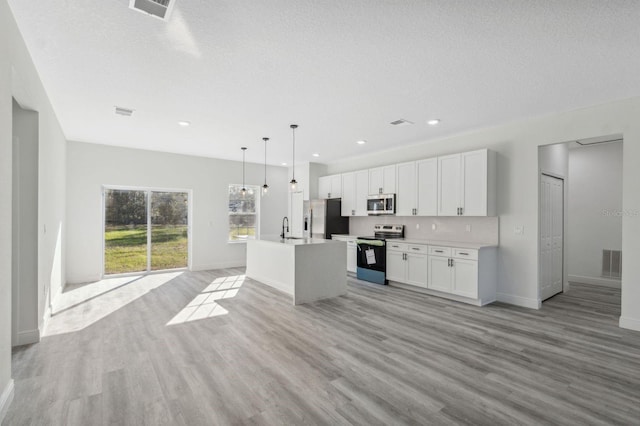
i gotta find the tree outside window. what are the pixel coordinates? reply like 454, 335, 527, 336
228, 184, 259, 241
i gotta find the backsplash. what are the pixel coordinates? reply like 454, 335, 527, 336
349, 216, 499, 245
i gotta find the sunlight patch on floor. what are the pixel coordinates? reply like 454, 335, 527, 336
45, 271, 184, 336
167, 275, 245, 325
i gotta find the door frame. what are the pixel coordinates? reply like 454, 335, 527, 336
538, 172, 566, 302
102, 185, 193, 278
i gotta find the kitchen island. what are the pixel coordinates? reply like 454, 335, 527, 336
246, 237, 347, 305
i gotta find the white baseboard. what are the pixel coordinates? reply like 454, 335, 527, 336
569, 274, 621, 289
0, 379, 14, 424
191, 262, 246, 272
497, 292, 541, 309
65, 273, 102, 286
619, 316, 640, 332
15, 328, 40, 346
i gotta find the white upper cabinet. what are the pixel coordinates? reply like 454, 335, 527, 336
395, 162, 416, 216
416, 158, 438, 216
369, 165, 396, 195
318, 174, 343, 199
438, 149, 496, 216
341, 170, 369, 216
396, 158, 438, 217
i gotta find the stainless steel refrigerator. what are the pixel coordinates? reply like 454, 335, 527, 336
303, 199, 349, 239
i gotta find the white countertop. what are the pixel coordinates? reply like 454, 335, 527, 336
331, 234, 360, 239
256, 236, 343, 246
386, 238, 498, 249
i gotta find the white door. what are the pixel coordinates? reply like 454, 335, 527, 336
341, 172, 355, 216
461, 150, 488, 216
438, 154, 461, 216
428, 256, 452, 292
416, 158, 438, 216
396, 161, 416, 216
539, 174, 564, 301
386, 251, 406, 282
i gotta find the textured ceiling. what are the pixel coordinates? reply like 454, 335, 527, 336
7, 0, 640, 166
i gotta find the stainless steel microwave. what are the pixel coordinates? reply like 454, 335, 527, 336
367, 194, 396, 215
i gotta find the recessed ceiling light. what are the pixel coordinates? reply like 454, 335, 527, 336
427, 119, 441, 126
312, 153, 320, 157
356, 140, 367, 145
178, 121, 190, 127
281, 162, 287, 166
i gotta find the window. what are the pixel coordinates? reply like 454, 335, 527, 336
228, 184, 259, 241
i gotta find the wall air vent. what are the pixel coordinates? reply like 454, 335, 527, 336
390, 119, 414, 126
602, 249, 622, 279
129, 0, 176, 21
115, 106, 135, 117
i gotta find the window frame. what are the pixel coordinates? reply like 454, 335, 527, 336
228, 184, 260, 243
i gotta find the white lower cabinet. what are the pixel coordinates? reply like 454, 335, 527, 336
388, 241, 497, 306
386, 243, 428, 288
346, 239, 357, 273
333, 236, 357, 273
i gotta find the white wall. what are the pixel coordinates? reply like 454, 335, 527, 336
327, 97, 640, 330
11, 100, 39, 346
1, 0, 68, 417
66, 141, 289, 284
0, 1, 14, 417
568, 142, 623, 286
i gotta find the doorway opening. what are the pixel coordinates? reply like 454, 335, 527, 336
103, 187, 190, 276
538, 135, 623, 307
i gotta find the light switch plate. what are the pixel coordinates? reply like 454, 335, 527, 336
465, 224, 471, 232
416, 223, 420, 230
432, 223, 437, 231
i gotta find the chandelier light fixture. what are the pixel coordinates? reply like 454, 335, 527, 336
290, 124, 298, 190
240, 146, 247, 197
262, 137, 269, 195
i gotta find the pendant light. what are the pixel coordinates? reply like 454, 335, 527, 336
240, 146, 247, 197
289, 124, 298, 190
262, 137, 269, 195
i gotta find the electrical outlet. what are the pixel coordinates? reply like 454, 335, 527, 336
465, 224, 471, 232
514, 225, 524, 235
431, 223, 437, 231
416, 223, 420, 230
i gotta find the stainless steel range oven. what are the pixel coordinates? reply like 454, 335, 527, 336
356, 224, 404, 284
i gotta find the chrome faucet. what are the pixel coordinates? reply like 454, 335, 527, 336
281, 216, 289, 239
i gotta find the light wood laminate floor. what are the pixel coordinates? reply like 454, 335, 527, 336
4, 270, 640, 425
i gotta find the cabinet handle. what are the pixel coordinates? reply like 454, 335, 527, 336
435, 250, 443, 253
352, 210, 355, 216
412, 247, 420, 251
459, 252, 468, 256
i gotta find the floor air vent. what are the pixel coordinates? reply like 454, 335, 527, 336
602, 249, 622, 278
129, 0, 176, 21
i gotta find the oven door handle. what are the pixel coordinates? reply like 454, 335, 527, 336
356, 239, 385, 247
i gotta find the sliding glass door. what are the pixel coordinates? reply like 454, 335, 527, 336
104, 188, 189, 275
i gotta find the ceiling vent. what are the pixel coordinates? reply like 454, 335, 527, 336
115, 106, 135, 117
390, 119, 414, 126
129, 0, 176, 21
